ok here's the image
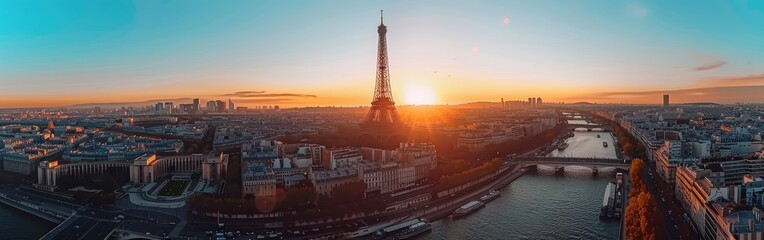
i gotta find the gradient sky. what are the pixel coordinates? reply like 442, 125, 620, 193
2, 0, 764, 108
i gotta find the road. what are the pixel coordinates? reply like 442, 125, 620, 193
0, 184, 181, 239
643, 163, 700, 240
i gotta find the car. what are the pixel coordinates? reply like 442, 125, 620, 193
675, 225, 679, 229
312, 228, 319, 232
117, 215, 125, 219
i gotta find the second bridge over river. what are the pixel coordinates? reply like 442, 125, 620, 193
513, 156, 630, 173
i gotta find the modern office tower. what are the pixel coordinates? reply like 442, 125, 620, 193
274, 105, 279, 110
216, 100, 226, 113
155, 102, 164, 113
228, 99, 235, 113
207, 101, 217, 112
663, 94, 670, 107
501, 98, 505, 108
193, 98, 200, 113
164, 102, 173, 114
528, 97, 533, 106
536, 97, 543, 106
179, 104, 193, 113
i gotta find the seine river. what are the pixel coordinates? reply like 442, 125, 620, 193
425, 127, 621, 240
0, 204, 55, 240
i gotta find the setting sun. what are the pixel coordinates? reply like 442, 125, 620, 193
404, 84, 437, 105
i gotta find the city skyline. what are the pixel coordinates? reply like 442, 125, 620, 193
2, 1, 764, 108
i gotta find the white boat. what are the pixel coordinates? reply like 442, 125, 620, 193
479, 190, 501, 203
453, 201, 485, 218
603, 142, 608, 147
394, 222, 432, 239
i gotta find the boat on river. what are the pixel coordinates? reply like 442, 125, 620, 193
453, 201, 485, 218
480, 190, 501, 203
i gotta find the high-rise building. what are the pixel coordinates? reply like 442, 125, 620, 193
528, 97, 533, 107
206, 101, 217, 112
155, 102, 164, 113
164, 102, 173, 114
179, 104, 194, 113
663, 94, 670, 107
228, 99, 235, 113
536, 97, 543, 106
501, 98, 505, 108
216, 100, 226, 113
192, 98, 200, 113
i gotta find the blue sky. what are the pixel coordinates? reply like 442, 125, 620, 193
1, 0, 764, 107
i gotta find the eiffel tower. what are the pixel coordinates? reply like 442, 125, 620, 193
362, 10, 402, 131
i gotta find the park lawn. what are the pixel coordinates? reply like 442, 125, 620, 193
158, 180, 190, 196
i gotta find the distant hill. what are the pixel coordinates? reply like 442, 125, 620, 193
453, 101, 500, 108
679, 102, 720, 106
66, 98, 195, 109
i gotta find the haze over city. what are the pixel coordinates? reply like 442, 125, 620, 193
3, 1, 764, 108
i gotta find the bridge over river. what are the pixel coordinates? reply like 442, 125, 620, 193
514, 156, 630, 173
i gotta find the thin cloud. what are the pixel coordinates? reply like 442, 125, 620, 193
696, 73, 764, 87
219, 91, 317, 98
220, 91, 266, 97
232, 98, 296, 103
502, 17, 510, 26
692, 60, 726, 71
237, 93, 317, 98
565, 85, 764, 104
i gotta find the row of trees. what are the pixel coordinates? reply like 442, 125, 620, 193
433, 158, 503, 193
612, 123, 644, 158
624, 159, 659, 240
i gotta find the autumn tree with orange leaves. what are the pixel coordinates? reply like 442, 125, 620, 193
624, 158, 659, 240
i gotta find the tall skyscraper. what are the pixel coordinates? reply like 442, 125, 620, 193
362, 11, 401, 130
155, 102, 164, 113
663, 94, 669, 107
216, 100, 226, 113
536, 97, 543, 106
528, 97, 533, 107
192, 98, 200, 113
206, 101, 217, 112
164, 102, 173, 114
228, 99, 235, 113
